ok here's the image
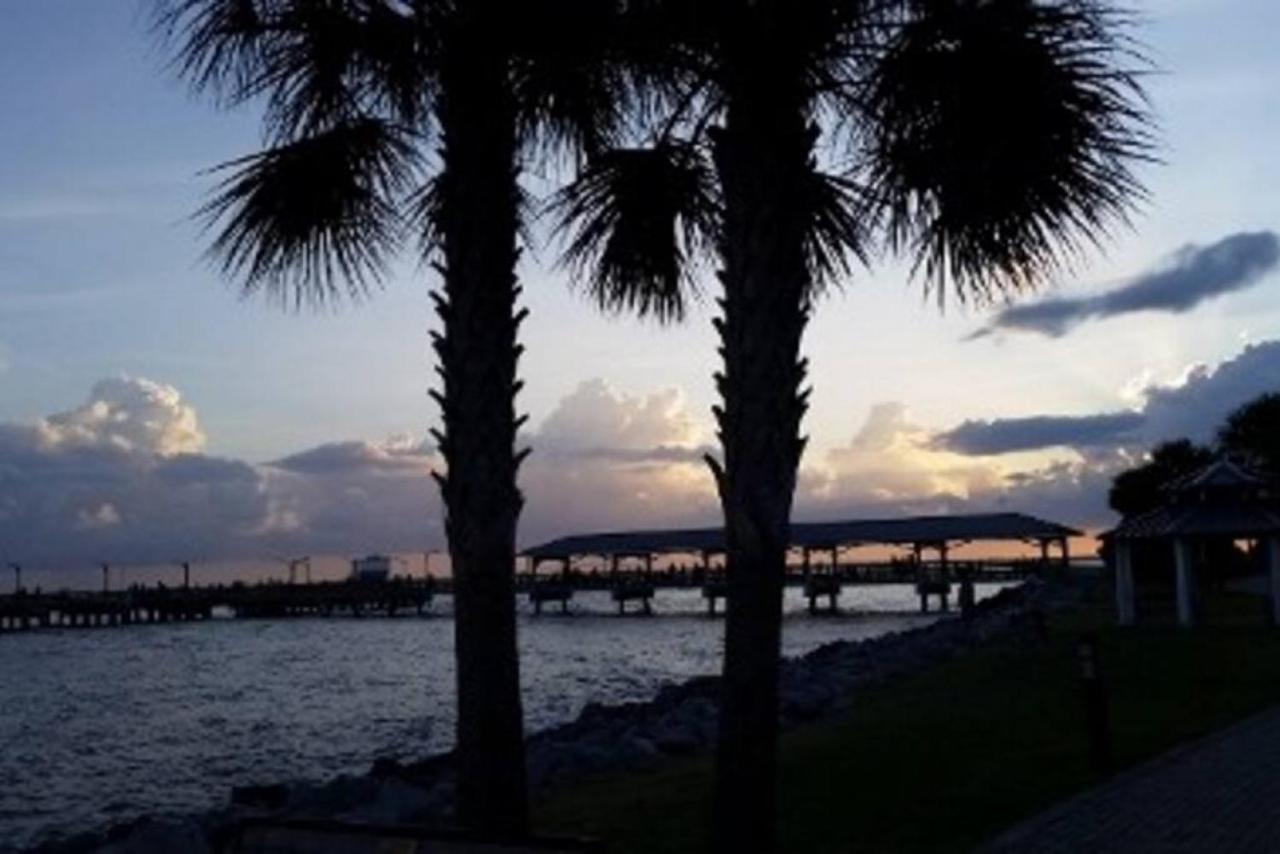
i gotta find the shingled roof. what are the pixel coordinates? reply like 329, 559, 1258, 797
1108, 460, 1280, 541
523, 512, 1080, 560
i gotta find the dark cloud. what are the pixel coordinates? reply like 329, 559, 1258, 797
0, 376, 725, 566
974, 231, 1280, 338
794, 406, 1120, 533
0, 379, 272, 566
934, 339, 1280, 457
934, 412, 1144, 455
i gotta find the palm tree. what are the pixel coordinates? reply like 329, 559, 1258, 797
157, 0, 631, 834
553, 1, 1152, 849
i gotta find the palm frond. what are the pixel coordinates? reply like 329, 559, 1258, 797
864, 0, 1155, 304
199, 117, 419, 308
155, 0, 275, 104
548, 143, 720, 323
159, 0, 436, 138
802, 168, 875, 294
508, 0, 634, 161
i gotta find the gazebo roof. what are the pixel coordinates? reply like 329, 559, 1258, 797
1108, 459, 1280, 541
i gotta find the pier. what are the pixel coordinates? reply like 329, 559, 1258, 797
0, 513, 1080, 632
0, 578, 436, 633
521, 512, 1079, 617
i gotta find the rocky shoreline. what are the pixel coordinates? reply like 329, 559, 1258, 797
27, 581, 1048, 853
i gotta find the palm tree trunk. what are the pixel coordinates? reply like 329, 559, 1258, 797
434, 38, 529, 837
709, 71, 814, 853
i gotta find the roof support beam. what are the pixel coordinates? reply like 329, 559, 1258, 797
1174, 538, 1197, 628
1115, 541, 1135, 626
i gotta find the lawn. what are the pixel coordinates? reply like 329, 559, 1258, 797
534, 576, 1280, 852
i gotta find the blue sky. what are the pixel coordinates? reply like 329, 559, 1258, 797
1, 1, 1279, 566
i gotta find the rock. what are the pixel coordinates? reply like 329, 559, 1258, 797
229, 783, 289, 810
93, 819, 210, 854
333, 778, 437, 826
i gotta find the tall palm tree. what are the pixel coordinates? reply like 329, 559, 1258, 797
157, 0, 631, 834
553, 1, 1152, 849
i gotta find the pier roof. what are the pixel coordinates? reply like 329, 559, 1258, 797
523, 512, 1080, 561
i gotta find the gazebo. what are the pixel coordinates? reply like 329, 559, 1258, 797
1106, 460, 1280, 626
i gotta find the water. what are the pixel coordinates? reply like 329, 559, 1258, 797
0, 585, 985, 848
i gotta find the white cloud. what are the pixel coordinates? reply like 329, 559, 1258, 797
22, 355, 1269, 567
38, 377, 206, 456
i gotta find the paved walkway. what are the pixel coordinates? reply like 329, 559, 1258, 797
980, 706, 1280, 853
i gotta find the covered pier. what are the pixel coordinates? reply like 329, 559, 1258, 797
522, 511, 1079, 616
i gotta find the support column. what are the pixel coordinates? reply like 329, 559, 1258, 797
1115, 540, 1135, 626
1060, 537, 1071, 570
1174, 538, 1196, 628
1268, 537, 1280, 627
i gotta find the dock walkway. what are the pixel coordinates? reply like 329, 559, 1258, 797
980, 704, 1280, 853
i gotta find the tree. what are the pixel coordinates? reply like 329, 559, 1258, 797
553, 1, 1151, 849
1108, 439, 1215, 516
1219, 393, 1280, 486
157, 0, 631, 833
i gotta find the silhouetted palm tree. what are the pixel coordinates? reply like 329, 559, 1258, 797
553, 1, 1152, 849
157, 0, 631, 834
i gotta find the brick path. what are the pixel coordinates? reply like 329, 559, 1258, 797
979, 706, 1280, 853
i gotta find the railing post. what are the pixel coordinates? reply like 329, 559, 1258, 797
1077, 634, 1113, 776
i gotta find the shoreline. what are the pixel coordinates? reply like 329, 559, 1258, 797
24, 582, 1043, 853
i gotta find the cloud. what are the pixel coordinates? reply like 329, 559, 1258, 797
932, 338, 1280, 457
519, 381, 719, 536
935, 412, 1144, 455
0, 376, 708, 564
974, 231, 1280, 338
793, 404, 1118, 532
0, 378, 269, 565
272, 436, 433, 477
39, 377, 206, 456
17, 352, 1273, 567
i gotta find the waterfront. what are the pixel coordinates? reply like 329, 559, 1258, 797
0, 585, 985, 848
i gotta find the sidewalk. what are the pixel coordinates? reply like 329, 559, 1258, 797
980, 705, 1280, 853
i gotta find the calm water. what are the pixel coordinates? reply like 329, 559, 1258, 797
0, 585, 989, 848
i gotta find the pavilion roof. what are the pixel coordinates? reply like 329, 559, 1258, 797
523, 512, 1080, 561
1108, 459, 1280, 540
1108, 502, 1280, 540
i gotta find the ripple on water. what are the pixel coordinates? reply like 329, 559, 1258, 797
0, 584, 1002, 847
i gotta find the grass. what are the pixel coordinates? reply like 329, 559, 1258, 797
534, 576, 1280, 852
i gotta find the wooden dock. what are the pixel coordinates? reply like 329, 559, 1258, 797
0, 578, 436, 633
0, 558, 1050, 632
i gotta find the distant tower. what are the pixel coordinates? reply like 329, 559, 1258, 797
101, 563, 110, 593
181, 561, 191, 589
8, 563, 21, 593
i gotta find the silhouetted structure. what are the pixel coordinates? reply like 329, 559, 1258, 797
1106, 460, 1280, 626
525, 512, 1077, 615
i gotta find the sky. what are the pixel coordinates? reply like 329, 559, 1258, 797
1, 1, 1280, 570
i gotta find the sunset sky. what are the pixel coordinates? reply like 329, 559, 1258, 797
2, 1, 1279, 568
